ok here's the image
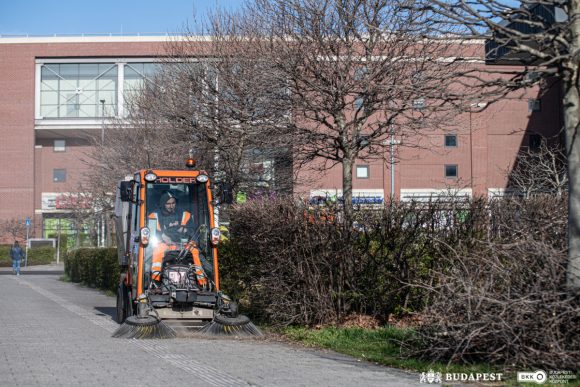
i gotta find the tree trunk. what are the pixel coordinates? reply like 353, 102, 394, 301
565, 80, 580, 292
566, 0, 580, 293
342, 156, 353, 224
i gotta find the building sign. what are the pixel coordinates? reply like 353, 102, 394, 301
309, 189, 384, 205
42, 193, 91, 210
352, 196, 383, 204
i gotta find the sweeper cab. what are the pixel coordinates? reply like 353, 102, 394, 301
112, 159, 260, 337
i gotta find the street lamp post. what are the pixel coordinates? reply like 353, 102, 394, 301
100, 99, 106, 144
387, 125, 400, 201
25, 217, 30, 267
56, 218, 61, 265
99, 98, 106, 247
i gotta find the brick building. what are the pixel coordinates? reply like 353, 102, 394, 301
0, 36, 562, 243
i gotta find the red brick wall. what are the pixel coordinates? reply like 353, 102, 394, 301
0, 38, 564, 239
0, 38, 168, 238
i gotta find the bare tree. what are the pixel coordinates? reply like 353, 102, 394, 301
414, 0, 580, 291
79, 105, 195, 236
231, 0, 467, 221
0, 218, 26, 242
85, 1, 472, 225
158, 28, 295, 194
507, 140, 568, 198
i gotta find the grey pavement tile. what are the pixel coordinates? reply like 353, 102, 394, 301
0, 274, 421, 387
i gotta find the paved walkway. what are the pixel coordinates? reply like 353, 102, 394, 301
0, 272, 423, 386
0, 262, 64, 274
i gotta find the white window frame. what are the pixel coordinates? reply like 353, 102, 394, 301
356, 165, 370, 179
54, 139, 66, 152
35, 57, 159, 120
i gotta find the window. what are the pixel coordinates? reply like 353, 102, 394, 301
123, 62, 161, 111
53, 169, 66, 183
444, 134, 457, 147
413, 98, 425, 110
354, 66, 368, 81
40, 63, 118, 118
528, 99, 541, 112
356, 165, 369, 179
445, 164, 458, 178
54, 139, 66, 152
411, 70, 424, 85
529, 134, 543, 150
357, 135, 370, 147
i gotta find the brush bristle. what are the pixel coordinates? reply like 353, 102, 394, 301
199, 317, 262, 336
112, 317, 177, 339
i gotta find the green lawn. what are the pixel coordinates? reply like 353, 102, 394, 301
280, 326, 580, 385
281, 326, 503, 375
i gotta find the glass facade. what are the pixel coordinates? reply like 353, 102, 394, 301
39, 61, 160, 119
40, 64, 118, 118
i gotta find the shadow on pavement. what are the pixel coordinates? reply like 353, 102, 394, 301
95, 306, 116, 322
0, 271, 64, 275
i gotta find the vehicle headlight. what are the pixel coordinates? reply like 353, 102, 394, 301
196, 174, 209, 183
211, 227, 221, 245
144, 171, 157, 182
140, 227, 150, 246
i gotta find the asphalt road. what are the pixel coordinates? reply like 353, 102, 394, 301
0, 268, 422, 387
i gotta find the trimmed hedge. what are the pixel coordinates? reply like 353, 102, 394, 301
64, 248, 119, 293
217, 198, 483, 326
0, 245, 56, 267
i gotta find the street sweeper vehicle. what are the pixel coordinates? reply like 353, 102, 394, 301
112, 158, 261, 338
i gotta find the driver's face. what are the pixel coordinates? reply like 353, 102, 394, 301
164, 198, 176, 213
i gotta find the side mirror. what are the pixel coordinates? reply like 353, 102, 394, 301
119, 181, 135, 202
220, 183, 234, 205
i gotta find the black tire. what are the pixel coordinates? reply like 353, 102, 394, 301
116, 283, 129, 323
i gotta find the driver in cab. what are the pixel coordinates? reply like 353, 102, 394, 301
149, 191, 207, 287
149, 192, 190, 243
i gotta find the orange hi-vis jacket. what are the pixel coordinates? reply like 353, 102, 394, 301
148, 211, 207, 287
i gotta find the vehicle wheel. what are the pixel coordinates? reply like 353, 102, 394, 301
116, 283, 128, 323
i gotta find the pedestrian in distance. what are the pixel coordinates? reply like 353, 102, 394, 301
10, 240, 24, 276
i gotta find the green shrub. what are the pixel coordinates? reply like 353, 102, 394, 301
0, 245, 10, 267
27, 247, 56, 265
65, 248, 119, 293
0, 245, 56, 266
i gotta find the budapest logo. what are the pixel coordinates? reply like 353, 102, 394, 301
420, 369, 442, 384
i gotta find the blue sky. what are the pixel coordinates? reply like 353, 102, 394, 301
0, 0, 244, 36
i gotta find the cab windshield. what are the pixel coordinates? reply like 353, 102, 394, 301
142, 181, 212, 289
